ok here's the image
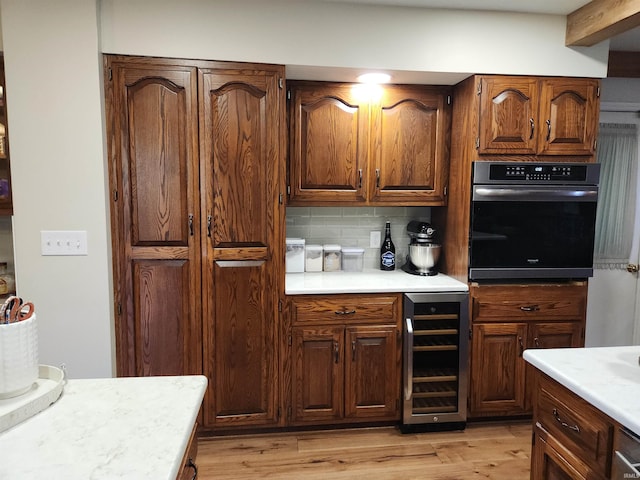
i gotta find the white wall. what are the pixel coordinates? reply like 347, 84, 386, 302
100, 0, 609, 82
0, 0, 612, 378
0, 0, 114, 378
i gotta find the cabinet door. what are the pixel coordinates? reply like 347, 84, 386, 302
369, 86, 450, 204
200, 65, 284, 428
291, 326, 344, 424
0, 59, 12, 215
529, 322, 583, 350
531, 429, 591, 480
477, 76, 539, 154
288, 82, 369, 204
344, 325, 399, 419
537, 79, 599, 156
470, 323, 528, 415
106, 58, 201, 378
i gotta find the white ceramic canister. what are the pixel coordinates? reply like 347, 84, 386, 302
0, 314, 39, 399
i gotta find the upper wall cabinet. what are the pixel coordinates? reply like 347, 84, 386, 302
0, 57, 13, 215
478, 76, 600, 156
288, 81, 452, 206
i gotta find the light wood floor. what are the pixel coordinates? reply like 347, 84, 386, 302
196, 421, 532, 480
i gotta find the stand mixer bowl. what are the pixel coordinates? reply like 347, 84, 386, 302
409, 243, 441, 273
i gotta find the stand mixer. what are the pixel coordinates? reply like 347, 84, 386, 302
401, 221, 441, 276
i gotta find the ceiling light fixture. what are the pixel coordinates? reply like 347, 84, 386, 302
357, 72, 391, 84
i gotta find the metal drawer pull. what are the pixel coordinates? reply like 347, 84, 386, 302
553, 408, 580, 433
520, 305, 540, 312
334, 310, 356, 315
546, 119, 552, 141
186, 457, 198, 480
529, 118, 535, 139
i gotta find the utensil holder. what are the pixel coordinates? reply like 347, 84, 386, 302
0, 314, 38, 399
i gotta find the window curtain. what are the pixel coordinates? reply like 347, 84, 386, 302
594, 123, 639, 269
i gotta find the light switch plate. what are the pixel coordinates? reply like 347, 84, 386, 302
41, 230, 88, 256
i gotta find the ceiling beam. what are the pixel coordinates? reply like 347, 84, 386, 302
566, 0, 640, 46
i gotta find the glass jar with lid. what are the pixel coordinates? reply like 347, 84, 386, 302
0, 262, 15, 295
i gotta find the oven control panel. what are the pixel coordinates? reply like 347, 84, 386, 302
491, 164, 587, 181
472, 162, 600, 185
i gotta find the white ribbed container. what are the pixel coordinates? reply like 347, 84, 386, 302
0, 314, 39, 399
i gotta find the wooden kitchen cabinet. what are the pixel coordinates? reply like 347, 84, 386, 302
199, 64, 284, 430
105, 58, 202, 379
288, 294, 401, 426
287, 81, 451, 206
105, 55, 285, 432
530, 372, 613, 479
0, 56, 13, 215
477, 76, 600, 156
287, 82, 369, 204
469, 282, 586, 417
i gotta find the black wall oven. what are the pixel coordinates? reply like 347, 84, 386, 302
469, 161, 600, 281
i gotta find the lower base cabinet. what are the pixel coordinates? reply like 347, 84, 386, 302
469, 282, 587, 417
287, 294, 401, 426
530, 371, 614, 480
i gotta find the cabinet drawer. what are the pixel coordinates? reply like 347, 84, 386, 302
291, 294, 399, 325
536, 374, 612, 476
471, 283, 587, 322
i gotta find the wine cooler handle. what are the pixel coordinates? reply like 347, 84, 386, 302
404, 317, 414, 401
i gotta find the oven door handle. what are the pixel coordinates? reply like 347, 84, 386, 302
473, 186, 598, 202
404, 317, 414, 402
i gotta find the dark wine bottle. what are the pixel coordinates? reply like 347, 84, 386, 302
380, 221, 395, 271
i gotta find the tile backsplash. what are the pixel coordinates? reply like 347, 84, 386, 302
286, 206, 431, 270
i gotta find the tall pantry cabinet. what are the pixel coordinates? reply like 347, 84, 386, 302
105, 56, 285, 431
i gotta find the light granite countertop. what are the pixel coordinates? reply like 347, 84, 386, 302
286, 269, 469, 295
524, 346, 640, 436
0, 374, 207, 479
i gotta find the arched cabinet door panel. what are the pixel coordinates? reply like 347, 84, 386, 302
288, 82, 369, 204
106, 58, 201, 380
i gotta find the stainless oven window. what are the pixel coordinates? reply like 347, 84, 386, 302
470, 200, 597, 270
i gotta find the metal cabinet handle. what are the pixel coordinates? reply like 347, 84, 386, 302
334, 341, 339, 364
529, 118, 535, 139
206, 215, 212, 237
375, 169, 380, 188
520, 305, 540, 312
553, 408, 580, 433
404, 318, 414, 401
358, 169, 363, 189
188, 214, 194, 236
518, 336, 524, 357
186, 457, 198, 480
546, 119, 551, 141
334, 310, 356, 315
534, 337, 540, 348
352, 340, 356, 361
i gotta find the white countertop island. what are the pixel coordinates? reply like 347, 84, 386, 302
0, 374, 207, 479
524, 346, 640, 436
286, 269, 469, 295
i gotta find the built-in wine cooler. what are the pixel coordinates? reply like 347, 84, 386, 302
401, 292, 469, 432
